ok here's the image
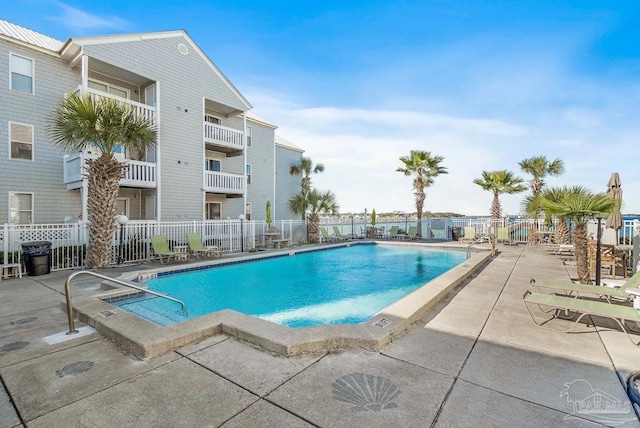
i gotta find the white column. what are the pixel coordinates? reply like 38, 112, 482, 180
81, 55, 88, 90
242, 112, 247, 219
81, 179, 88, 225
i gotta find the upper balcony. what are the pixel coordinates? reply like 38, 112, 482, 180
203, 171, 245, 197
75, 86, 156, 124
204, 122, 244, 157
64, 153, 157, 190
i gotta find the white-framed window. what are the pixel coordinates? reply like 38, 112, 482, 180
205, 202, 221, 220
88, 79, 129, 99
9, 192, 33, 224
204, 114, 220, 124
245, 202, 252, 221
10, 53, 33, 94
205, 159, 221, 172
246, 164, 252, 185
246, 125, 252, 146
9, 122, 33, 161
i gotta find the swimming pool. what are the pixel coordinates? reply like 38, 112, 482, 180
112, 244, 469, 328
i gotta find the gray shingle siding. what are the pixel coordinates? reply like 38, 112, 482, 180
275, 146, 303, 221
0, 42, 81, 223
245, 121, 275, 221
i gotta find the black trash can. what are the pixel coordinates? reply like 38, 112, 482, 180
21, 241, 52, 276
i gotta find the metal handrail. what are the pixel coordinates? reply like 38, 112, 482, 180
64, 270, 186, 335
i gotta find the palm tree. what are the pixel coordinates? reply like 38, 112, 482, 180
396, 151, 447, 237
518, 156, 564, 199
473, 170, 527, 255
523, 187, 571, 244
48, 92, 156, 269
538, 186, 616, 284
288, 189, 339, 243
289, 157, 325, 219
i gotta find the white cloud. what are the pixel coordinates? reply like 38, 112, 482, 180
47, 2, 128, 32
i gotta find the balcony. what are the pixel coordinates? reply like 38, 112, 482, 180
204, 122, 244, 156
203, 171, 245, 197
75, 86, 156, 123
64, 153, 157, 189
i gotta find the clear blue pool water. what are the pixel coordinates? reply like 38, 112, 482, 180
112, 244, 468, 328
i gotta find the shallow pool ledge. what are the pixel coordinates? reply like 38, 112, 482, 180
70, 246, 492, 359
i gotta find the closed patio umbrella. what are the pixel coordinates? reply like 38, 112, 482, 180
605, 172, 623, 243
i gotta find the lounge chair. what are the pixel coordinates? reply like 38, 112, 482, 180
522, 290, 640, 345
406, 226, 418, 240
187, 233, 221, 259
332, 226, 349, 241
388, 226, 400, 240
458, 227, 476, 243
530, 269, 640, 304
319, 227, 336, 243
151, 235, 185, 264
497, 227, 514, 245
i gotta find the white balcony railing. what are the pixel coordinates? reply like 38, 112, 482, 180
64, 153, 157, 189
204, 171, 245, 194
204, 122, 244, 151
76, 86, 156, 122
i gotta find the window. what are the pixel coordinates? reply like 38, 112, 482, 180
9, 192, 33, 224
246, 126, 252, 146
246, 164, 252, 185
88, 79, 129, 99
206, 202, 221, 220
204, 114, 220, 124
116, 198, 129, 217
9, 122, 33, 161
205, 159, 221, 172
10, 54, 33, 94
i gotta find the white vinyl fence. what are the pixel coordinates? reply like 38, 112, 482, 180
1, 219, 306, 271
2, 217, 637, 273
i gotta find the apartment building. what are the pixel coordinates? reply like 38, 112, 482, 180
0, 20, 302, 224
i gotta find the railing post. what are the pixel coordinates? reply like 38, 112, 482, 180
3, 223, 8, 265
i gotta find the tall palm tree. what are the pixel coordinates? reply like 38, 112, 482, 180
48, 92, 156, 269
289, 157, 325, 220
396, 150, 447, 237
538, 186, 617, 284
473, 170, 527, 255
518, 156, 564, 199
288, 189, 339, 244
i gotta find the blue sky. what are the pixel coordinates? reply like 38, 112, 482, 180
3, 1, 640, 215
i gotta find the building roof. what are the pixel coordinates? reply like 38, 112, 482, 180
246, 111, 277, 129
275, 135, 304, 153
0, 19, 64, 52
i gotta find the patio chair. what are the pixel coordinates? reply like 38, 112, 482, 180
388, 226, 400, 240
530, 269, 640, 304
522, 290, 640, 345
332, 226, 349, 241
151, 235, 185, 264
458, 227, 476, 243
319, 227, 336, 243
187, 232, 221, 259
588, 241, 627, 280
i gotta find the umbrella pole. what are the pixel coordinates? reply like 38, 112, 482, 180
596, 217, 602, 286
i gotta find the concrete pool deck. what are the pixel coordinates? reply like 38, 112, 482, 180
2, 243, 640, 427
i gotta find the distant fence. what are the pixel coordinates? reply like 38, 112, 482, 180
1, 219, 306, 271
2, 217, 637, 272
